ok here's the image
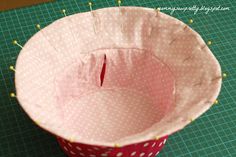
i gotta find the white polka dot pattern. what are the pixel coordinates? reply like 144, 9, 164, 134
152, 143, 156, 147
131, 152, 136, 156
76, 146, 82, 151
116, 152, 123, 157
58, 136, 167, 157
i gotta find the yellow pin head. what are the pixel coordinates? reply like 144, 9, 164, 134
222, 73, 227, 78
214, 99, 219, 104
10, 93, 16, 97
156, 7, 161, 12
9, 65, 15, 70
207, 40, 212, 45
88, 2, 92, 6
62, 9, 66, 13
34, 120, 40, 125
189, 19, 193, 24
12, 40, 23, 48
12, 40, 18, 45
118, 0, 121, 5
155, 136, 159, 140
9, 65, 16, 72
69, 137, 75, 143
36, 24, 41, 29
114, 143, 120, 148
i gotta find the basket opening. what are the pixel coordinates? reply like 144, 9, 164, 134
100, 54, 107, 86
14, 7, 222, 146
55, 48, 175, 143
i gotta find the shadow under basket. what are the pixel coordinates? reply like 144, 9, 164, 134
15, 7, 222, 157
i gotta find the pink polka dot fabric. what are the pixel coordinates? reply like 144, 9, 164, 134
15, 7, 222, 157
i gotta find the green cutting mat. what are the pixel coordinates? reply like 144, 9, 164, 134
0, 0, 236, 156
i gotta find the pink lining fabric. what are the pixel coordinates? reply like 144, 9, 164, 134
55, 49, 174, 143
15, 7, 222, 147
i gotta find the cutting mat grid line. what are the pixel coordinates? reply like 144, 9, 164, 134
0, 0, 236, 157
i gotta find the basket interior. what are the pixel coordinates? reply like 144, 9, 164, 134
15, 7, 221, 146
55, 48, 175, 142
